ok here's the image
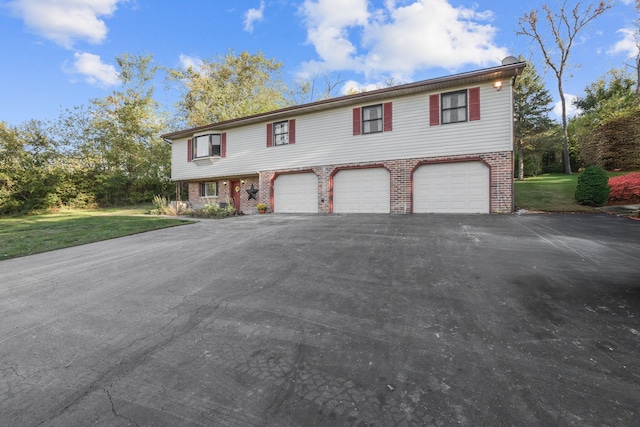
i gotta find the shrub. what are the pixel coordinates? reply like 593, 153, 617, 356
608, 172, 640, 205
575, 166, 610, 206
190, 203, 236, 219
148, 195, 181, 215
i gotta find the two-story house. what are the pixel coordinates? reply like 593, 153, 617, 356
162, 59, 525, 214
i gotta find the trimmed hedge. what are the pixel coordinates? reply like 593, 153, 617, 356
575, 166, 610, 206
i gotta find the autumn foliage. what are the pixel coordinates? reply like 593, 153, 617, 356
608, 172, 640, 205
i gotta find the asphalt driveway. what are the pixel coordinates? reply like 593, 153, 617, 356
0, 213, 639, 426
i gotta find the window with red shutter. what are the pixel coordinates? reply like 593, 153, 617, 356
288, 119, 296, 144
469, 87, 480, 121
429, 95, 440, 126
352, 107, 361, 136
266, 123, 273, 147
383, 102, 392, 132
221, 133, 227, 157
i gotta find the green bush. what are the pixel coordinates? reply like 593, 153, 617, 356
190, 203, 236, 219
575, 166, 610, 206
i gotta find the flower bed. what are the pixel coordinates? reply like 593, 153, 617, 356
608, 172, 640, 205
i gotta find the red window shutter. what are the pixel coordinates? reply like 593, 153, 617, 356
187, 138, 192, 162
383, 102, 392, 132
469, 87, 480, 121
266, 123, 273, 147
429, 95, 440, 126
352, 107, 361, 135
288, 119, 296, 144
221, 133, 227, 157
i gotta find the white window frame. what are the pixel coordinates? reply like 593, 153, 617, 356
193, 134, 221, 158
200, 182, 218, 197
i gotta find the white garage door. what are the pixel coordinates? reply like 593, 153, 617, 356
413, 162, 489, 213
273, 173, 318, 213
333, 168, 390, 213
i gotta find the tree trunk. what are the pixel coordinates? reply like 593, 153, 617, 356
558, 80, 572, 174
636, 54, 640, 97
517, 142, 524, 181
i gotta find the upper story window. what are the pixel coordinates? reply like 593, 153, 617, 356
273, 121, 289, 145
193, 134, 221, 158
362, 104, 383, 134
441, 90, 467, 124
266, 119, 296, 147
430, 88, 479, 126
352, 102, 392, 136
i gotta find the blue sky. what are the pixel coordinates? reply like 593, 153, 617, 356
0, 0, 638, 127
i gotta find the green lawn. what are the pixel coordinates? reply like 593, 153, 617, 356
0, 206, 192, 261
513, 172, 634, 212
514, 173, 595, 212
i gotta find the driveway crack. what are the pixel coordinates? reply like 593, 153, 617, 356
105, 386, 140, 427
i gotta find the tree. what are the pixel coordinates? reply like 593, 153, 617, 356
290, 71, 345, 104
80, 53, 171, 204
570, 69, 639, 169
634, 0, 640, 96
167, 50, 289, 127
513, 59, 554, 180
518, 1, 613, 174
573, 68, 637, 113
0, 120, 67, 213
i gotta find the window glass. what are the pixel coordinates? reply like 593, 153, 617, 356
274, 121, 289, 145
441, 90, 467, 124
362, 105, 382, 134
194, 134, 221, 157
202, 182, 218, 197
195, 135, 210, 157
210, 134, 221, 156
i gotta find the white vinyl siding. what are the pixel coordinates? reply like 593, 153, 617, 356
333, 168, 390, 213
413, 162, 489, 213
171, 82, 513, 181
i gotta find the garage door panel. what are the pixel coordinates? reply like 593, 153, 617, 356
334, 168, 390, 213
413, 162, 489, 213
273, 173, 318, 213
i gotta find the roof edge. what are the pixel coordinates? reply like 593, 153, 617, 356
161, 61, 526, 140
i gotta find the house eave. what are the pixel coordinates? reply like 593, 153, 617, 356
161, 61, 526, 141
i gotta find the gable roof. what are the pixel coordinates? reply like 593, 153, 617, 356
161, 61, 526, 141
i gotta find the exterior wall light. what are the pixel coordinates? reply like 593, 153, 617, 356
493, 81, 503, 91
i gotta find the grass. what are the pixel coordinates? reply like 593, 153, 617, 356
514, 171, 632, 212
0, 206, 192, 261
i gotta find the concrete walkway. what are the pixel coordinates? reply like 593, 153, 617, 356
1, 214, 639, 426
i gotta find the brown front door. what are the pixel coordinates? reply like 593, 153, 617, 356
230, 180, 242, 212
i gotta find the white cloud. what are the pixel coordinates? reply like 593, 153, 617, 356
179, 54, 204, 72
299, 0, 369, 70
6, 0, 121, 48
340, 79, 380, 94
553, 94, 582, 119
608, 28, 639, 59
299, 0, 507, 81
69, 52, 119, 87
244, 0, 265, 33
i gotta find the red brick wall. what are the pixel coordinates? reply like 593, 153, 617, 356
258, 150, 513, 214
187, 176, 261, 213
